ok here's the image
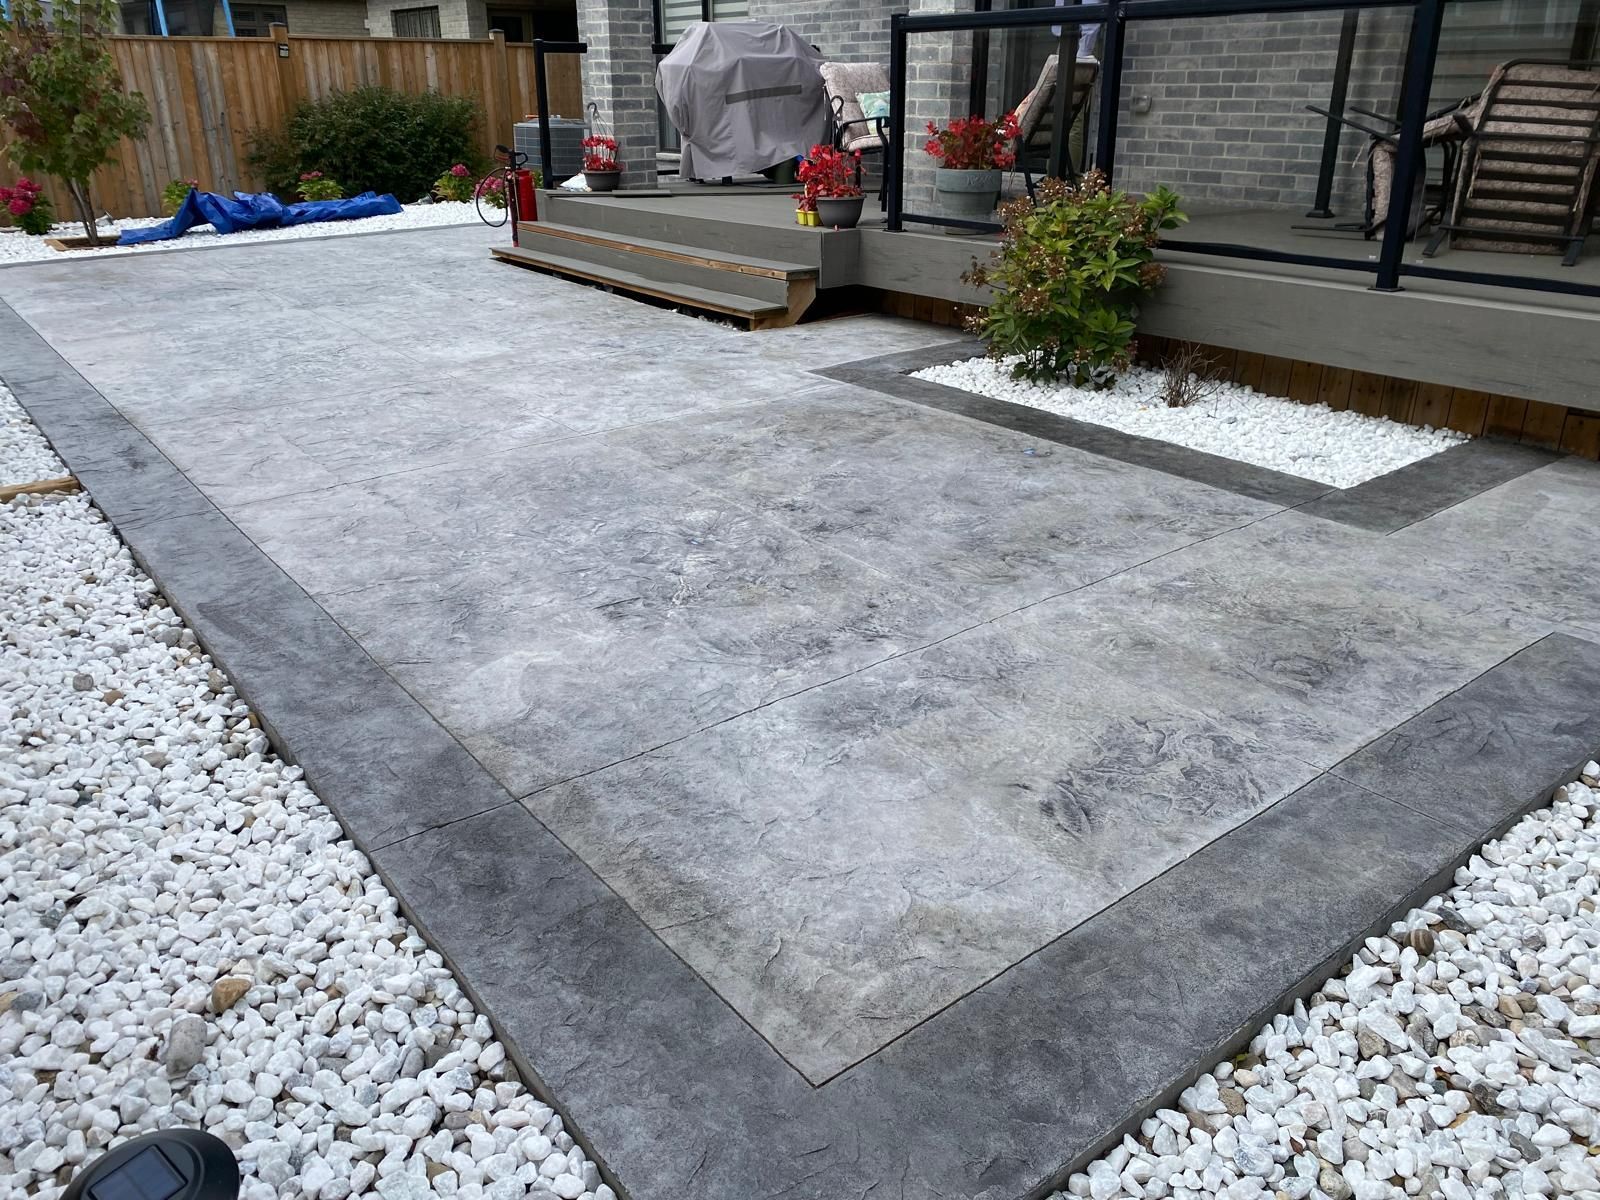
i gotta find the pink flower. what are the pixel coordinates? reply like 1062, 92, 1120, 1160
8, 198, 30, 217
450, 164, 469, 177
299, 171, 322, 181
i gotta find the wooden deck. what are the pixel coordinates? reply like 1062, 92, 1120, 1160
506, 184, 1600, 417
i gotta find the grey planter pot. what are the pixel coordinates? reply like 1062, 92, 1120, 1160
935, 167, 1002, 228
815, 196, 865, 229
585, 169, 622, 193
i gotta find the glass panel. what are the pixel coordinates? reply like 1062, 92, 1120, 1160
1395, 0, 1600, 295
899, 19, 1086, 231
1114, 5, 1415, 273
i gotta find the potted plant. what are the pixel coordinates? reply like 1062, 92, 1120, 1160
581, 134, 622, 192
792, 192, 818, 227
796, 143, 864, 229
923, 111, 1021, 227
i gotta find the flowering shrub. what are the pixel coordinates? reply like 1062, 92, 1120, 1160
795, 144, 861, 201
924, 112, 1021, 171
161, 178, 199, 215
475, 172, 507, 209
432, 162, 475, 203
0, 178, 52, 235
581, 134, 620, 174
966, 173, 1186, 386
297, 170, 343, 202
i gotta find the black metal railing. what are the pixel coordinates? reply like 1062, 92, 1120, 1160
886, 0, 1600, 300
532, 38, 588, 186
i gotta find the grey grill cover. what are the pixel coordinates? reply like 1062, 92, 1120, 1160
657, 21, 828, 180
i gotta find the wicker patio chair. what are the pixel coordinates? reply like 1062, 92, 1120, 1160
819, 61, 891, 208
1013, 53, 1100, 200
1423, 59, 1600, 265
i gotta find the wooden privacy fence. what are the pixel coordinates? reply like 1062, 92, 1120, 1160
0, 30, 582, 219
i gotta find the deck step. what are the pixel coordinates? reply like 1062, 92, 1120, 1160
490, 243, 814, 329
520, 221, 818, 281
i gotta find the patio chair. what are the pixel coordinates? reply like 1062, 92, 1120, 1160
1013, 54, 1100, 200
1298, 100, 1474, 239
819, 61, 891, 208
1423, 59, 1600, 266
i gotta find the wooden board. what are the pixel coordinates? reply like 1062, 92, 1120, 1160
0, 476, 80, 503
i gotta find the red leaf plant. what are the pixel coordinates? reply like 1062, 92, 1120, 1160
924, 112, 1021, 171
792, 143, 862, 205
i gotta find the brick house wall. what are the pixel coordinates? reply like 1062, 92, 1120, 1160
282, 0, 371, 35
745, 0, 897, 63
577, 0, 659, 185
1111, 8, 1411, 210
365, 0, 479, 37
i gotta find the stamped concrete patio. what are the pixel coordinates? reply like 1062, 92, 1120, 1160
4, 223, 1600, 1199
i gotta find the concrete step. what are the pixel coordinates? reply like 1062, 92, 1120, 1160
513, 221, 814, 308
490, 243, 814, 329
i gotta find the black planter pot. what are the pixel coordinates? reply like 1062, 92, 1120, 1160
585, 169, 622, 193
815, 195, 865, 229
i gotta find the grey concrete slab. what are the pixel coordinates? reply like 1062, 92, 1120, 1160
528, 616, 1322, 1082
6, 228, 1600, 1200
1333, 633, 1600, 836
619, 386, 1279, 618
1016, 511, 1539, 768
228, 432, 974, 795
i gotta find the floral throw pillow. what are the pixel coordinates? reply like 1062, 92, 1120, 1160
857, 91, 891, 121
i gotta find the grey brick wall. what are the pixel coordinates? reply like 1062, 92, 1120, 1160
280, 0, 369, 36
745, 0, 897, 63
903, 0, 978, 211
577, 0, 659, 186
365, 0, 476, 38
1112, 8, 1411, 211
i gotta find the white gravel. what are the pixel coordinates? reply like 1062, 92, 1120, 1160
1055, 765, 1600, 1200
0, 203, 481, 266
1, 383, 67, 486
0, 399, 605, 1198
912, 357, 1468, 489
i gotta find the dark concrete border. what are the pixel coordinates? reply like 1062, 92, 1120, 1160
5, 296, 1598, 1200
819, 341, 1560, 530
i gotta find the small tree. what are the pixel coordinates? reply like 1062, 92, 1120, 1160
0, 0, 150, 245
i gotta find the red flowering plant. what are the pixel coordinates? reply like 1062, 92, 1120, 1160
795, 144, 861, 201
923, 111, 1021, 171
432, 162, 476, 203
0, 177, 52, 236
581, 135, 620, 174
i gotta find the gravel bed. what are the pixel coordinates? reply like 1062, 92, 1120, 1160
0, 203, 482, 266
1, 382, 67, 486
911, 357, 1467, 489
0, 420, 605, 1197
1054, 769, 1600, 1200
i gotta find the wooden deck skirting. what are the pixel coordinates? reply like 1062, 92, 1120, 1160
872, 291, 1600, 462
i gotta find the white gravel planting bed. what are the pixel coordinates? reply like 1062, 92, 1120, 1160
912, 357, 1468, 489
1, 475, 606, 1196
0, 203, 481, 266
1, 382, 67, 486
1054, 769, 1600, 1200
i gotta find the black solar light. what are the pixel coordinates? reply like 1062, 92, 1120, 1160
62, 1131, 239, 1200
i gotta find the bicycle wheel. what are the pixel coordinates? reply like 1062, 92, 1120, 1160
475, 169, 511, 228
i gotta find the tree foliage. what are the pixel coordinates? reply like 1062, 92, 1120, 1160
0, 0, 150, 244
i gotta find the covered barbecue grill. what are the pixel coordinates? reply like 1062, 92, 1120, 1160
656, 21, 828, 181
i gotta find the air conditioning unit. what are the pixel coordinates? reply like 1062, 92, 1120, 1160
514, 118, 586, 184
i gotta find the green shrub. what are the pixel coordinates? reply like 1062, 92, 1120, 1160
248, 86, 481, 203
161, 178, 198, 215
296, 170, 344, 201
966, 172, 1186, 387
432, 163, 475, 203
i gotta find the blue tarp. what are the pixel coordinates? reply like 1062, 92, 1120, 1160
117, 188, 403, 246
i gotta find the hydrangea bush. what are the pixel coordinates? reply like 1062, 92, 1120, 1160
0, 177, 51, 235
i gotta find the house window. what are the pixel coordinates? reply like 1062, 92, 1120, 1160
486, 10, 525, 41
392, 5, 441, 37
231, 4, 287, 36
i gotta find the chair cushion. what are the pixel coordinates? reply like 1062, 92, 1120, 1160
820, 62, 891, 132
842, 128, 887, 153
858, 90, 891, 121
1015, 56, 1100, 140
